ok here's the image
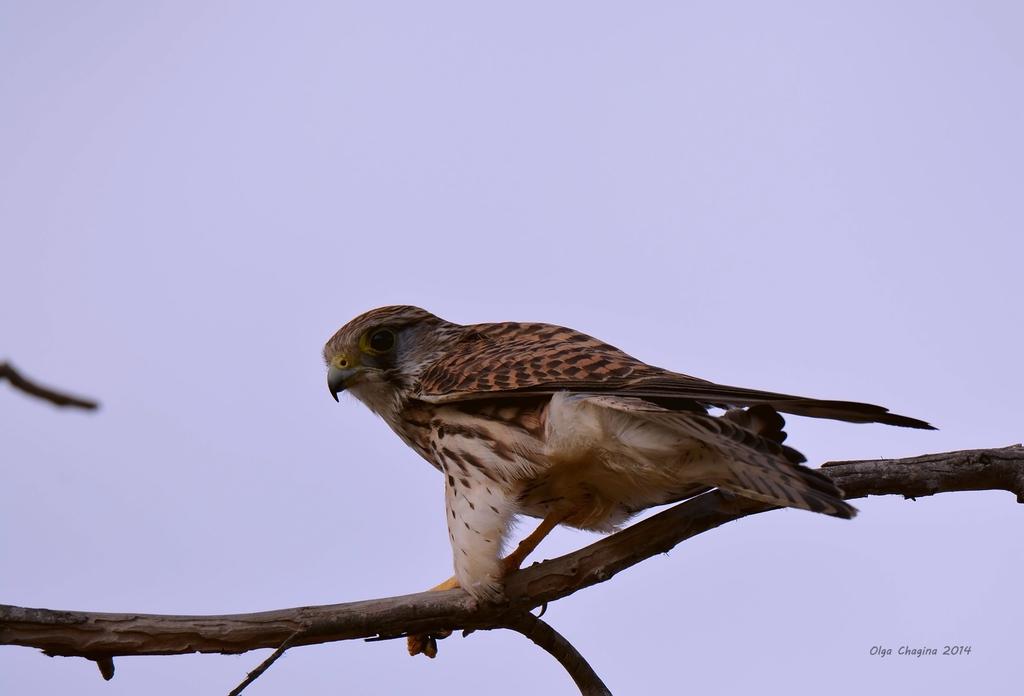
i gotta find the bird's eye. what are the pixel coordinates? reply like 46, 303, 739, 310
365, 328, 396, 354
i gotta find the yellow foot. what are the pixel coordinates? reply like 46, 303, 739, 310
501, 509, 570, 574
406, 509, 570, 660
407, 576, 460, 658
407, 631, 450, 659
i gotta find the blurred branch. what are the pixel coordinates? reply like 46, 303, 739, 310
1, 444, 1021, 695
0, 361, 98, 410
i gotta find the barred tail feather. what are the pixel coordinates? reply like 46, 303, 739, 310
719, 455, 857, 519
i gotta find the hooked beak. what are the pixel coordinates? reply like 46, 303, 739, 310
328, 365, 358, 401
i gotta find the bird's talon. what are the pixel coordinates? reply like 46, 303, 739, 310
407, 629, 451, 659
407, 634, 426, 657
423, 636, 438, 659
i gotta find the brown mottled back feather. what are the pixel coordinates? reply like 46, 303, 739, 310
417, 322, 935, 430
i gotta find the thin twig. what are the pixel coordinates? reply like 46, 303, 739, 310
502, 614, 612, 696
0, 361, 99, 410
227, 629, 303, 696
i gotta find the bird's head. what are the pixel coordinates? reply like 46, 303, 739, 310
323, 305, 457, 416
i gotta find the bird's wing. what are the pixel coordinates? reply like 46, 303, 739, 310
417, 322, 934, 429
550, 394, 856, 518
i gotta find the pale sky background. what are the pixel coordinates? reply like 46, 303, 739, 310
2, 2, 1022, 695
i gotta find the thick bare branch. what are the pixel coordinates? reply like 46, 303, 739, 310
821, 445, 1024, 503
1, 445, 1021, 692
0, 361, 98, 410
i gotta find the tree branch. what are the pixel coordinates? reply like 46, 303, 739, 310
1, 445, 1021, 693
0, 361, 99, 410
820, 445, 1024, 503
501, 613, 612, 696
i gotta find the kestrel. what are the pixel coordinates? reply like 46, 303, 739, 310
324, 306, 932, 654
